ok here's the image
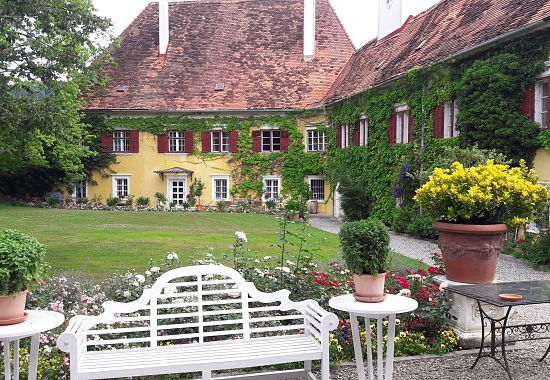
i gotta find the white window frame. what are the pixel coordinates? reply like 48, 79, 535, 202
340, 124, 350, 148
113, 130, 130, 153
358, 116, 368, 146
211, 129, 230, 153
308, 176, 326, 202
211, 175, 230, 201
260, 126, 281, 152
262, 176, 281, 202
306, 127, 327, 152
395, 105, 409, 144
168, 131, 186, 153
111, 175, 131, 199
71, 179, 88, 199
166, 175, 188, 205
535, 79, 549, 129
443, 100, 459, 138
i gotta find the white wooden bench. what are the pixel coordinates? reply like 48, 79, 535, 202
57, 265, 338, 380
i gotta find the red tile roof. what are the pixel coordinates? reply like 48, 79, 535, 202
85, 0, 355, 111
325, 0, 550, 103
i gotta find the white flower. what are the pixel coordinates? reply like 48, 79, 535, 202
144, 270, 152, 277
440, 281, 449, 291
124, 272, 133, 279
164, 286, 178, 294
205, 253, 213, 257
204, 274, 214, 281
235, 231, 248, 243
135, 274, 146, 284
150, 267, 160, 273
286, 260, 295, 266
132, 281, 140, 287
399, 289, 411, 297
263, 256, 272, 260
275, 266, 291, 273
123, 291, 131, 298
166, 253, 174, 260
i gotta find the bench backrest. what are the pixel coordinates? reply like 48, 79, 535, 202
81, 265, 324, 350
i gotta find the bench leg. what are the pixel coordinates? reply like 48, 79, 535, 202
321, 350, 330, 380
202, 370, 212, 380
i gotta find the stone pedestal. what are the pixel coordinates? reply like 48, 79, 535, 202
434, 275, 508, 348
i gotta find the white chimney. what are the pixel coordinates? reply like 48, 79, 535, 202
159, 0, 169, 56
378, 0, 402, 40
303, 0, 316, 61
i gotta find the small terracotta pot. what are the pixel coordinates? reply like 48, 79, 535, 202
0, 290, 28, 324
434, 221, 507, 284
353, 273, 386, 302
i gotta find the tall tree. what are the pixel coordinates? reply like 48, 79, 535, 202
0, 0, 111, 186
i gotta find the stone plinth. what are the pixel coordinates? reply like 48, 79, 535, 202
434, 275, 508, 348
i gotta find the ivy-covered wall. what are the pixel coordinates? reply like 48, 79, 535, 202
327, 30, 550, 224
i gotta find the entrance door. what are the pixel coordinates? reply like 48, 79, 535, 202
168, 177, 187, 205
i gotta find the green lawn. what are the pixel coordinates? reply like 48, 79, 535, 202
0, 204, 341, 280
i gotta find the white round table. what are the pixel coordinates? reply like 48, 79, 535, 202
0, 310, 64, 380
329, 294, 418, 380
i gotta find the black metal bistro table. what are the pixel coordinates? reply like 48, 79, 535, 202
448, 280, 550, 380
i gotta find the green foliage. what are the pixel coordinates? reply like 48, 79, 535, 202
392, 207, 414, 234
46, 196, 61, 207
338, 175, 371, 221
340, 218, 390, 275
216, 201, 226, 211
265, 199, 277, 210
406, 213, 438, 240
136, 196, 150, 207
189, 179, 205, 205
284, 198, 308, 219
506, 231, 550, 268
155, 192, 167, 204
106, 197, 119, 207
125, 194, 134, 207
0, 229, 47, 295
539, 130, 550, 151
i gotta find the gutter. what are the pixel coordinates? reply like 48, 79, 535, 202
327, 17, 550, 107
84, 108, 304, 117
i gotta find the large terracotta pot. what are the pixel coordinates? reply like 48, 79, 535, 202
434, 221, 507, 284
353, 273, 386, 303
0, 290, 28, 325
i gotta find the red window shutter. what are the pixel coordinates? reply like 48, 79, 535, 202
184, 130, 194, 153
201, 131, 211, 153
433, 105, 444, 139
522, 85, 535, 120
101, 133, 113, 153
353, 122, 360, 146
252, 130, 262, 152
229, 130, 239, 153
129, 130, 140, 153
336, 125, 342, 148
408, 112, 413, 142
157, 134, 169, 153
388, 114, 397, 144
280, 130, 290, 152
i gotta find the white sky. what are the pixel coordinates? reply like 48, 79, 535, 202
92, 0, 441, 48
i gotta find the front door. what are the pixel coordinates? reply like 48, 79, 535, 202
168, 177, 187, 205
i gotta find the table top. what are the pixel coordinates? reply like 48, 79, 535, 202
447, 280, 550, 307
329, 294, 418, 315
0, 310, 65, 339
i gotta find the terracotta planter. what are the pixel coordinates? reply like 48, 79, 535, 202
434, 221, 507, 284
353, 273, 386, 303
0, 290, 28, 325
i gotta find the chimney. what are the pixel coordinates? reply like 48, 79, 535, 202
303, 0, 316, 61
377, 0, 402, 40
159, 0, 169, 56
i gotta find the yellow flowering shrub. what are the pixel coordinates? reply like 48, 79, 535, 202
414, 160, 550, 225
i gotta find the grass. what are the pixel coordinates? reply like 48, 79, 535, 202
0, 204, 341, 281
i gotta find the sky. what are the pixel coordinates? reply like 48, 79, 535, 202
92, 0, 441, 48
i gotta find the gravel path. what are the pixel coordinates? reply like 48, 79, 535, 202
308, 215, 550, 379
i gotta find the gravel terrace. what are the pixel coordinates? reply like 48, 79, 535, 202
308, 215, 550, 380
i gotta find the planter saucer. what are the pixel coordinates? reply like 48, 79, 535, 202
353, 293, 386, 303
499, 293, 523, 301
0, 312, 29, 326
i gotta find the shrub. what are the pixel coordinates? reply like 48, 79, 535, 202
284, 198, 308, 219
190, 179, 205, 205
136, 196, 150, 207
0, 229, 48, 295
340, 218, 390, 275
46, 196, 61, 206
406, 213, 438, 240
155, 192, 167, 204
392, 207, 413, 233
506, 230, 550, 268
265, 199, 277, 210
216, 201, 226, 211
338, 177, 371, 221
126, 194, 134, 207
106, 197, 120, 207
76, 197, 89, 205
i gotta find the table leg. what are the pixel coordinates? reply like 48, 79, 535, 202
3, 339, 12, 380
13, 340, 20, 380
365, 318, 374, 380
376, 318, 383, 380
384, 314, 397, 380
541, 342, 550, 362
350, 313, 366, 380
28, 334, 40, 380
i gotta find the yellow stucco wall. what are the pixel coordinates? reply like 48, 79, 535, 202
534, 148, 550, 183
86, 114, 336, 215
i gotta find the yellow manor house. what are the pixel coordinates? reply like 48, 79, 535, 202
78, 0, 550, 217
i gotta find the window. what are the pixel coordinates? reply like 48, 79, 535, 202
211, 175, 229, 201
395, 109, 409, 144
167, 176, 187, 205
211, 130, 230, 153
72, 180, 87, 199
113, 130, 130, 152
112, 176, 130, 198
444, 100, 459, 138
358, 118, 368, 146
306, 128, 327, 152
536, 79, 549, 129
261, 129, 281, 152
263, 177, 280, 201
339, 125, 350, 148
168, 131, 186, 152
309, 177, 325, 201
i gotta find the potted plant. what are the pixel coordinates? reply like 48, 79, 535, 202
340, 218, 390, 302
415, 160, 549, 284
0, 229, 47, 325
